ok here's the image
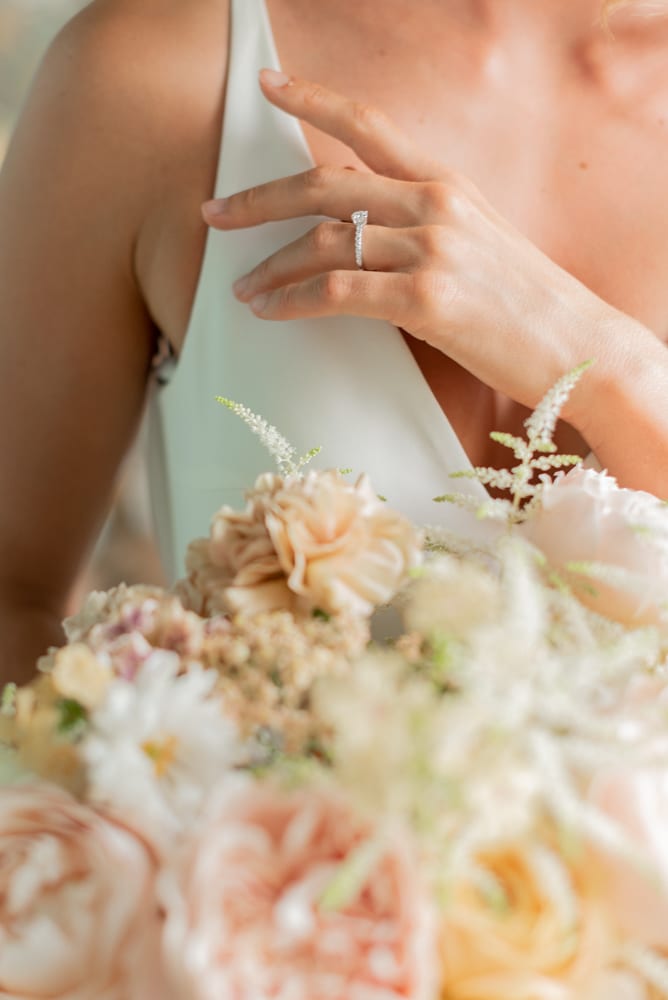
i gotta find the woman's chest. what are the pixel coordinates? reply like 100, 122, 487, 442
152, 0, 668, 466
268, 6, 668, 337
261, 0, 668, 464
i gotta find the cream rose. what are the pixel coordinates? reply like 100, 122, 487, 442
519, 467, 668, 627
439, 840, 616, 999
0, 783, 165, 1000
161, 778, 436, 1000
178, 470, 422, 618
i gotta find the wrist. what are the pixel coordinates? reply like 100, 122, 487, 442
562, 306, 654, 439
563, 307, 668, 494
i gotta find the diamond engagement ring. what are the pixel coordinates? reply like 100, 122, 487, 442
351, 210, 368, 269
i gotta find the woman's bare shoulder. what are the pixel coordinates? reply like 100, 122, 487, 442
33, 0, 230, 163
3, 0, 232, 347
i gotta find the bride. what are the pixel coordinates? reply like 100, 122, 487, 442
1, 0, 667, 683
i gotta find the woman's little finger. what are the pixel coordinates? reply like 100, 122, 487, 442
247, 269, 423, 328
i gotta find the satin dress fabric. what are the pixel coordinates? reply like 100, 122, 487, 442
148, 0, 512, 581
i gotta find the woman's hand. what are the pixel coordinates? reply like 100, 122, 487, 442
202, 71, 643, 420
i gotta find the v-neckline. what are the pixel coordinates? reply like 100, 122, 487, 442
257, 0, 489, 496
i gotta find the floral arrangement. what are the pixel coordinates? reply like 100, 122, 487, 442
2, 369, 668, 1000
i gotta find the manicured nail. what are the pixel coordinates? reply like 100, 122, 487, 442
259, 68, 291, 88
233, 274, 252, 298
250, 292, 271, 313
201, 198, 228, 218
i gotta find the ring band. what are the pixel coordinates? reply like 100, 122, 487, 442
351, 210, 368, 269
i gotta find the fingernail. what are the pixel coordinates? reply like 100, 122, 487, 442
250, 292, 271, 313
233, 274, 252, 298
259, 68, 291, 88
201, 198, 228, 218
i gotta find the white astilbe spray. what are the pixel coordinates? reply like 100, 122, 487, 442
433, 361, 592, 525
316, 533, 668, 914
523, 360, 593, 450
216, 397, 321, 476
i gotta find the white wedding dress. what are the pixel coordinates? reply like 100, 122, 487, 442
147, 0, 509, 581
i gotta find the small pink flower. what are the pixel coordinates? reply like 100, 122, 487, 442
162, 779, 435, 1000
64, 584, 206, 662
519, 467, 668, 626
0, 783, 166, 999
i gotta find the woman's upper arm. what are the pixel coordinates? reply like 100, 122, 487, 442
0, 4, 162, 616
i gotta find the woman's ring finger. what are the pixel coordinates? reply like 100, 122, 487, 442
232, 221, 420, 301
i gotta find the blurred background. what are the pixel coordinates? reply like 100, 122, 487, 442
0, 0, 83, 152
0, 0, 166, 604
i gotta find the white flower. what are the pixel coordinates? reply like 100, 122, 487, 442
519, 467, 668, 627
402, 553, 502, 640
82, 652, 239, 855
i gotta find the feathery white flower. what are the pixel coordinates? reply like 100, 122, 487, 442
216, 397, 321, 476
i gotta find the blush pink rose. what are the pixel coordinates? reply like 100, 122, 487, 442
0, 783, 166, 1000
589, 766, 668, 951
161, 779, 436, 1000
519, 467, 668, 626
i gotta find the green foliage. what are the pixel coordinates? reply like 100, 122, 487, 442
319, 838, 382, 912
1, 683, 17, 715
57, 698, 88, 738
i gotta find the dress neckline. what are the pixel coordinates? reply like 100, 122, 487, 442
257, 0, 486, 489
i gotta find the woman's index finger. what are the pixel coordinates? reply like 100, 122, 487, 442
258, 69, 439, 182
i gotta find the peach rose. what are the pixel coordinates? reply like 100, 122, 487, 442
519, 467, 668, 627
179, 470, 422, 619
177, 474, 296, 616
588, 766, 668, 952
0, 783, 165, 1000
266, 470, 422, 617
439, 840, 616, 999
161, 778, 436, 1000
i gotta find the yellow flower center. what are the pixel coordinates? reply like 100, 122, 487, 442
141, 735, 179, 778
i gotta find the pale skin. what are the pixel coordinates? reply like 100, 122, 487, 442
1, 0, 668, 684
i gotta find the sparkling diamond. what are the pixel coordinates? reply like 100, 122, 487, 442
351, 210, 368, 226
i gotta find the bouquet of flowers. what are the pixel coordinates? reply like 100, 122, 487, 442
2, 367, 668, 1000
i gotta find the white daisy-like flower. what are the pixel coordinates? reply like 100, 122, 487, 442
82, 651, 240, 855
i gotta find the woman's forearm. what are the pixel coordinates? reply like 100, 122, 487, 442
567, 310, 668, 498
